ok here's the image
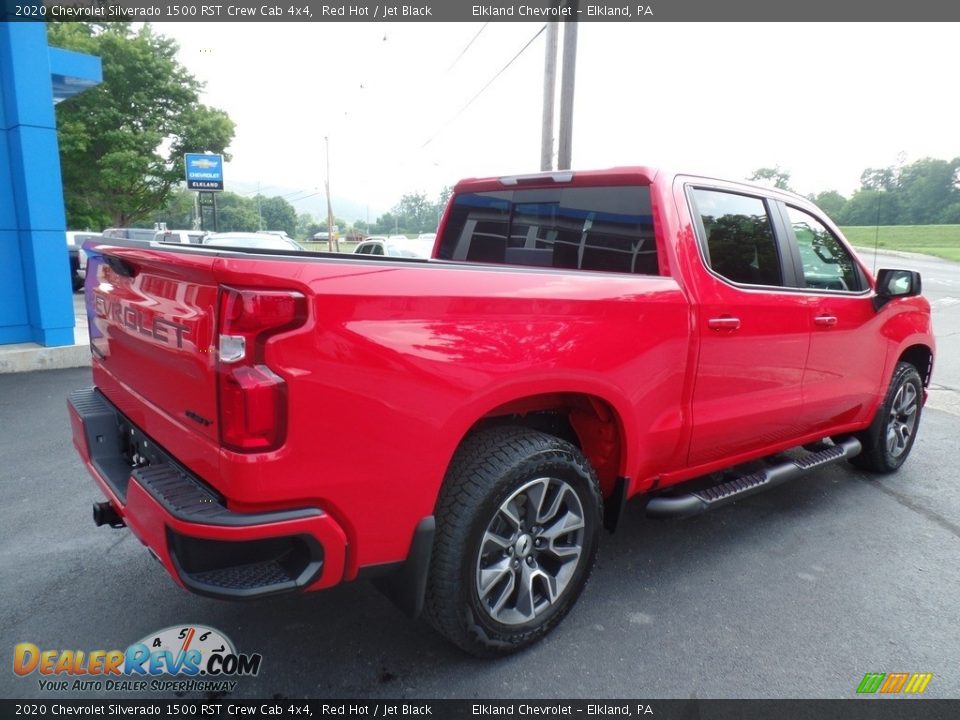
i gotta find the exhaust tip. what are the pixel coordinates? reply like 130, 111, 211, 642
93, 501, 125, 529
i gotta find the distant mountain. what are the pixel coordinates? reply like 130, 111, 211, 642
226, 180, 388, 225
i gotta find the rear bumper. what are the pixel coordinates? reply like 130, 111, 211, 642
68, 387, 347, 599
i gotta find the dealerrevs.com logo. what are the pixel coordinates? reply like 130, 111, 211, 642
13, 625, 262, 693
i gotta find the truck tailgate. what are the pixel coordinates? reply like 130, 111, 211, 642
88, 246, 220, 444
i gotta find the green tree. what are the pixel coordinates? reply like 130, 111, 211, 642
939, 203, 960, 224
150, 187, 197, 229
371, 211, 399, 235
437, 185, 453, 208
392, 192, 433, 233
749, 166, 792, 191
859, 166, 899, 192
809, 191, 847, 222
48, 23, 235, 228
836, 190, 903, 226
844, 156, 960, 225
216, 192, 260, 232
373, 189, 451, 234
257, 195, 297, 236
296, 213, 324, 241
431, 186, 452, 227
897, 157, 958, 224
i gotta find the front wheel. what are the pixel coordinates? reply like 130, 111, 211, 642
851, 362, 924, 473
424, 427, 602, 657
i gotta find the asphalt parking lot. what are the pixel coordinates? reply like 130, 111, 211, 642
2, 250, 959, 701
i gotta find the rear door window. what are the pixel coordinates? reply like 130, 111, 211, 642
438, 186, 658, 275
690, 188, 785, 287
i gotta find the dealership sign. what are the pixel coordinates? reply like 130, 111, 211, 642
184, 153, 224, 191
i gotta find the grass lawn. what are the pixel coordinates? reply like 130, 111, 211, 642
840, 225, 960, 262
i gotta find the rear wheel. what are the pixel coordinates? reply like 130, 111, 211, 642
851, 362, 924, 473
424, 426, 602, 657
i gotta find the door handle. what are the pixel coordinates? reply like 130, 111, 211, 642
707, 316, 741, 330
814, 315, 838, 328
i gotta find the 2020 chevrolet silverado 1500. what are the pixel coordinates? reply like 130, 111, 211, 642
70, 168, 934, 656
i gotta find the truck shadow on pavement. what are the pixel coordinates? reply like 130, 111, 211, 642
157, 462, 878, 699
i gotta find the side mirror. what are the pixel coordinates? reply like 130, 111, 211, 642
874, 268, 921, 310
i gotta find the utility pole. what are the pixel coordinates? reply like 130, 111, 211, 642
540, 20, 558, 171
324, 136, 339, 252
192, 193, 201, 230
557, 3, 578, 171
256, 180, 263, 230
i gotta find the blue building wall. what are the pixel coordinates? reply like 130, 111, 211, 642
0, 22, 101, 346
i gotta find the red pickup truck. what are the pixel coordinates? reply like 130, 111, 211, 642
70, 168, 934, 656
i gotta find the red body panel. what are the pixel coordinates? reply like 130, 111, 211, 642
68, 400, 348, 590
74, 167, 935, 591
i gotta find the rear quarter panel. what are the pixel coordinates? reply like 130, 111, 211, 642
211, 256, 691, 573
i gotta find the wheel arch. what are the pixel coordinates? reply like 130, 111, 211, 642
441, 388, 633, 503
898, 343, 934, 387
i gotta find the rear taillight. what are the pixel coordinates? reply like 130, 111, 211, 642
216, 287, 307, 453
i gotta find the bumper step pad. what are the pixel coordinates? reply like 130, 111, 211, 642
133, 463, 326, 598
133, 464, 228, 523
70, 387, 326, 599
189, 560, 295, 591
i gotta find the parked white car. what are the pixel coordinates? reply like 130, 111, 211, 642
354, 237, 433, 259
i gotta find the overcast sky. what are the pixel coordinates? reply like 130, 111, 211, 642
157, 22, 959, 221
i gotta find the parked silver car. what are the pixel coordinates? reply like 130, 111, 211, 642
155, 229, 207, 244
65, 231, 101, 291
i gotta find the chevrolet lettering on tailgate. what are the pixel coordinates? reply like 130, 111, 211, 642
94, 296, 190, 349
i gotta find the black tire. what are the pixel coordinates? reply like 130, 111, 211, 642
851, 362, 924, 473
424, 426, 602, 657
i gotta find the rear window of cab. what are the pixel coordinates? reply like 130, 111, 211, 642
438, 186, 658, 275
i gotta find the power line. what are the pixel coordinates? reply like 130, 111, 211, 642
237, 186, 320, 203
421, 24, 547, 149
446, 22, 488, 72
287, 191, 325, 204
238, 185, 282, 197
280, 188, 321, 202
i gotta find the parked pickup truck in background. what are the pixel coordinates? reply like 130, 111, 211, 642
65, 231, 101, 291
70, 167, 934, 656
